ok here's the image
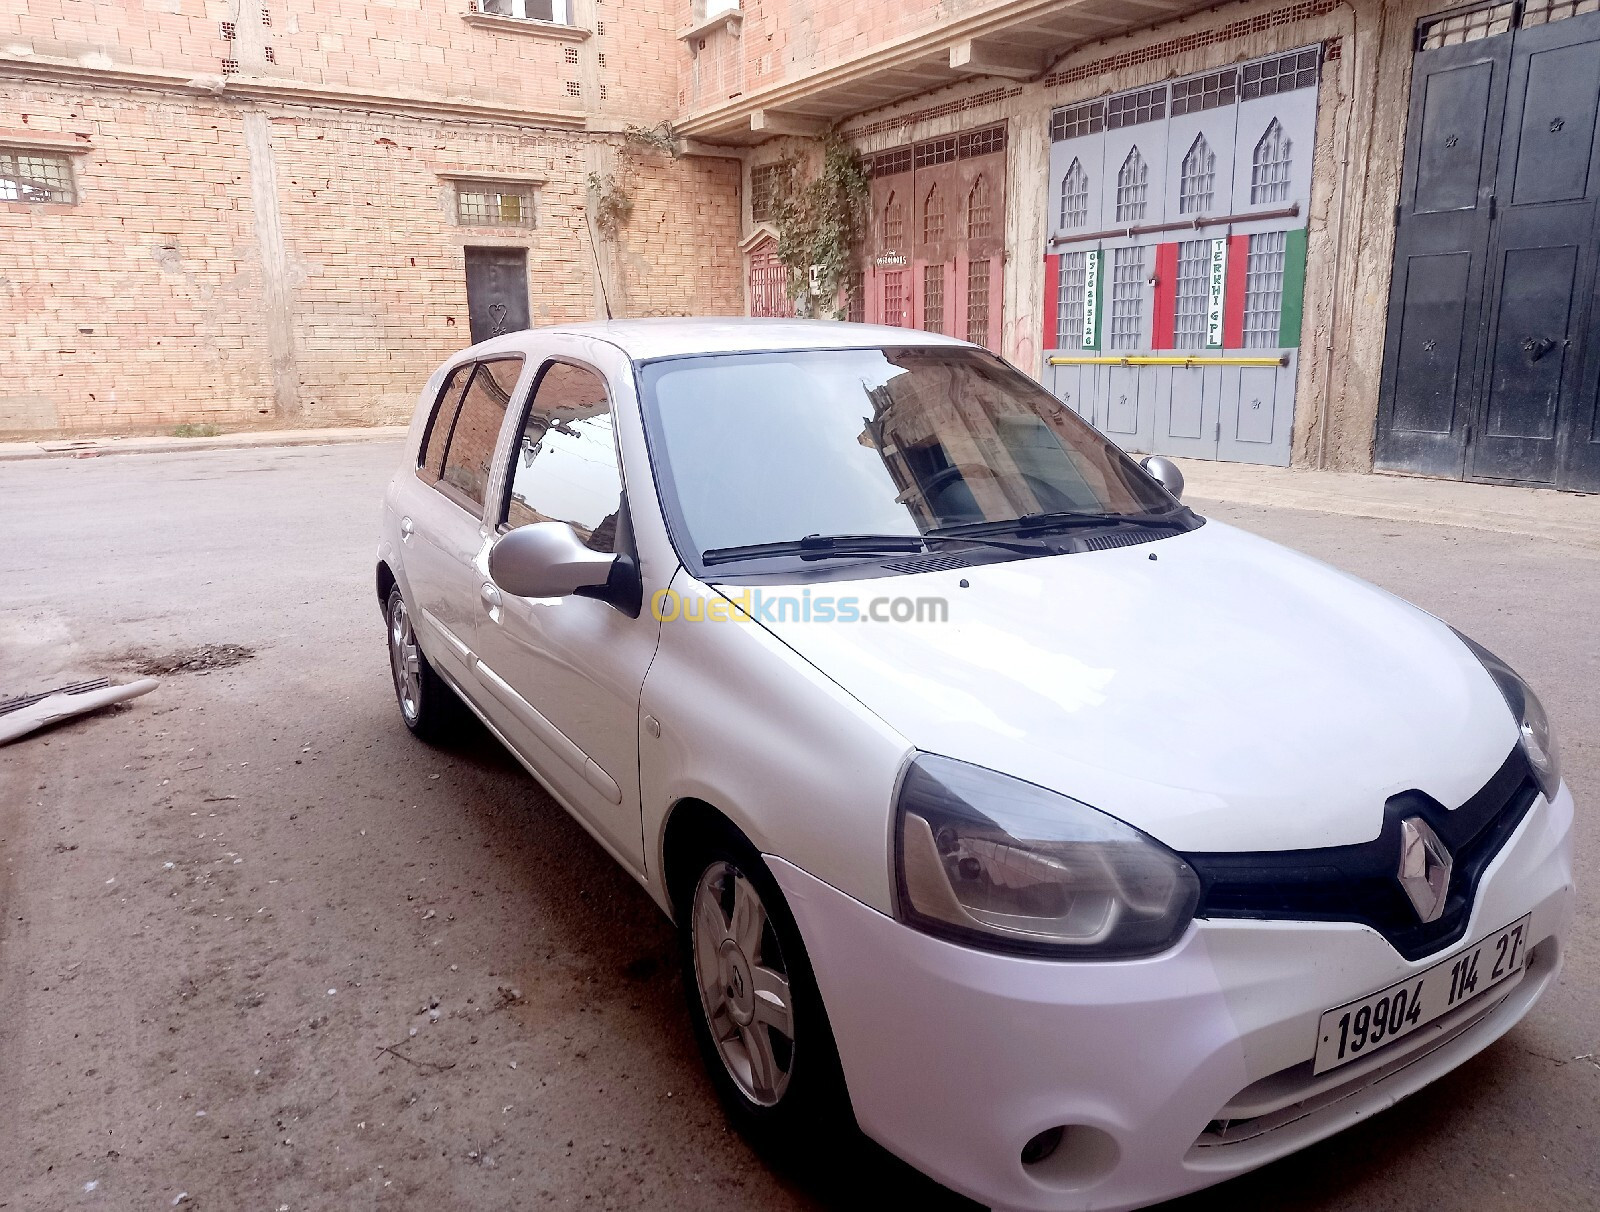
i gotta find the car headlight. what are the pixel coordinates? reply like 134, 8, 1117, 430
893, 754, 1200, 959
1453, 629, 1562, 801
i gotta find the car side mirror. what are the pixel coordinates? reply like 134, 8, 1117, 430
1140, 455, 1185, 501
489, 522, 618, 599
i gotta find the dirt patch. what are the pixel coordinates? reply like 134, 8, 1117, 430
127, 642, 256, 676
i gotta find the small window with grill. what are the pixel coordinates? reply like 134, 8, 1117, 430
1250, 119, 1293, 205
1179, 134, 1216, 215
1115, 147, 1148, 223
565, 80, 580, 97
1171, 69, 1237, 116
1, 149, 78, 204
1106, 86, 1166, 130
1050, 101, 1105, 142
456, 181, 538, 228
957, 125, 1006, 159
1056, 251, 1087, 350
965, 259, 991, 347
1173, 239, 1212, 349
1108, 246, 1147, 351
846, 270, 865, 324
563, 45, 579, 64
871, 147, 912, 178
1242, 231, 1287, 348
479, 0, 571, 22
882, 193, 904, 248
749, 161, 790, 223
1521, 0, 1599, 27
1240, 48, 1319, 99
914, 136, 957, 169
922, 266, 945, 334
1060, 159, 1088, 229
883, 270, 906, 327
966, 174, 992, 240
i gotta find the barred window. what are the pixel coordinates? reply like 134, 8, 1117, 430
1171, 69, 1237, 116
0, 149, 77, 204
871, 147, 912, 178
922, 266, 945, 334
914, 136, 957, 169
967, 174, 993, 240
1115, 146, 1149, 223
480, 0, 571, 22
1250, 119, 1293, 204
1521, 0, 1599, 27
1108, 245, 1146, 351
1243, 231, 1287, 348
1173, 239, 1212, 349
1060, 158, 1089, 229
965, 259, 991, 347
883, 270, 906, 327
1179, 134, 1216, 215
882, 193, 904, 247
1050, 101, 1104, 142
1106, 86, 1166, 130
846, 270, 865, 324
456, 182, 538, 228
922, 184, 945, 243
749, 162, 790, 223
1056, 251, 1087, 350
1240, 48, 1319, 99
957, 125, 1005, 159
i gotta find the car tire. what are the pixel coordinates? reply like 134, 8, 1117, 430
385, 585, 459, 744
676, 827, 851, 1154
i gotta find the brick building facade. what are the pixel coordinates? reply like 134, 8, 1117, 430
7, 0, 1600, 490
1, 0, 742, 436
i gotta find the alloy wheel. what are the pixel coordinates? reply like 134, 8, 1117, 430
387, 593, 422, 724
690, 860, 796, 1107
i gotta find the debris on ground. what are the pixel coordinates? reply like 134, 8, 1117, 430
0, 678, 160, 746
127, 643, 255, 676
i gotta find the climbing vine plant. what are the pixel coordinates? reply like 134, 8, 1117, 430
773, 134, 871, 319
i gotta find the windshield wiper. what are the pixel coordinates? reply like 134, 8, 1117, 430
702, 530, 1051, 567
702, 534, 926, 566
932, 509, 1187, 538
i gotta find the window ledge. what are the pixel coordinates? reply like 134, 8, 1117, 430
461, 12, 591, 41
677, 10, 743, 43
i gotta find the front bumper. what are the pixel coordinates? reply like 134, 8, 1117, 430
770, 783, 1575, 1212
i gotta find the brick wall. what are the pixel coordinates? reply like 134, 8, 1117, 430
0, 76, 741, 436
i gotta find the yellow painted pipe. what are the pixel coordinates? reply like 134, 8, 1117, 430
1047, 355, 1289, 367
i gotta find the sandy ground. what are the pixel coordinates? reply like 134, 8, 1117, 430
0, 442, 1594, 1211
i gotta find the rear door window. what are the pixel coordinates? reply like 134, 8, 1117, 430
419, 357, 524, 512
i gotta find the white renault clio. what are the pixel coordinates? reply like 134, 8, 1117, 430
376, 319, 1574, 1211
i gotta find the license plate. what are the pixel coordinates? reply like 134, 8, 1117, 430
1312, 914, 1531, 1075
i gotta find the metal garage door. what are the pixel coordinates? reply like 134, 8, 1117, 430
1377, 0, 1600, 490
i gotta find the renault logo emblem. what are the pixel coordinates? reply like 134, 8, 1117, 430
1398, 817, 1452, 923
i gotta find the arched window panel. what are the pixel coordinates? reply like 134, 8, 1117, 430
882, 193, 904, 247
1115, 146, 1149, 222
1179, 134, 1216, 215
1060, 159, 1089, 230
967, 175, 993, 240
1251, 118, 1293, 204
922, 184, 946, 244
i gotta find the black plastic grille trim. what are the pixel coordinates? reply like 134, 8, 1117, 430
1185, 745, 1536, 961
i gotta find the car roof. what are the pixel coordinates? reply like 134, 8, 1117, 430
461, 317, 974, 362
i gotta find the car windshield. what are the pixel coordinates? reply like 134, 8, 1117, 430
638, 346, 1177, 565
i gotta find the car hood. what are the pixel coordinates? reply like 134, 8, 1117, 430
720, 520, 1518, 853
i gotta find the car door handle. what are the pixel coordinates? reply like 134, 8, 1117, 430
399, 516, 415, 543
